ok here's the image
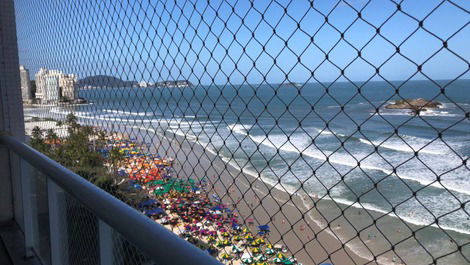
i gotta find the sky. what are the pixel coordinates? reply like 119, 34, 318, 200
15, 0, 470, 85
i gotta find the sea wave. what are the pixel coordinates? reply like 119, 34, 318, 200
314, 128, 447, 155
314, 197, 470, 236
357, 137, 446, 155
227, 124, 470, 196
227, 123, 252, 135
223, 155, 470, 236
103, 109, 150, 116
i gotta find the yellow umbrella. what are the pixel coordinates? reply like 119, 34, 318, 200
245, 234, 254, 241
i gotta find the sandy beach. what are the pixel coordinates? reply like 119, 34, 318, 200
129, 127, 372, 265
130, 126, 469, 265
24, 114, 470, 265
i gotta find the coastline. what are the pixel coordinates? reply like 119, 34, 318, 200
131, 126, 470, 265
24, 113, 470, 265
131, 127, 371, 265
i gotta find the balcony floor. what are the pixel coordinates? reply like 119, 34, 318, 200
0, 222, 41, 265
0, 237, 12, 265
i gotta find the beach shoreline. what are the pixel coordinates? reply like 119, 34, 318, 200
133, 126, 469, 265
24, 111, 470, 265
135, 127, 373, 265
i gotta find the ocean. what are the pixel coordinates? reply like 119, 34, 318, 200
25, 79, 470, 264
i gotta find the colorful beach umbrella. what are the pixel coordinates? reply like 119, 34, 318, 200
256, 254, 268, 261
255, 238, 265, 245
232, 245, 243, 253
265, 248, 275, 255
258, 224, 270, 232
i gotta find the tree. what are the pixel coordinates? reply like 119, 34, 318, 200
29, 114, 126, 199
109, 146, 125, 184
30, 126, 46, 153
45, 128, 59, 144
65, 113, 79, 132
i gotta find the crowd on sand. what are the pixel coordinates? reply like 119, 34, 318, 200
100, 135, 304, 265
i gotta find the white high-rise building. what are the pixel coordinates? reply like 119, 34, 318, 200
19, 65, 32, 103
60, 73, 78, 100
35, 68, 49, 102
35, 68, 77, 103
44, 75, 60, 102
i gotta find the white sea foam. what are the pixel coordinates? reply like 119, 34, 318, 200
357, 137, 446, 155
316, 129, 334, 136
375, 109, 461, 117
227, 124, 470, 196
167, 127, 197, 142
103, 109, 149, 116
313, 197, 470, 235
316, 128, 447, 155
227, 123, 251, 135
224, 132, 470, 232
195, 134, 470, 263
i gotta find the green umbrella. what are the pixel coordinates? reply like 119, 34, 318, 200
256, 254, 268, 261
232, 245, 243, 253
265, 248, 275, 255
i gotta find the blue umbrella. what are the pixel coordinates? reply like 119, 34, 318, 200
258, 225, 270, 232
138, 199, 158, 208
144, 208, 165, 217
211, 205, 223, 211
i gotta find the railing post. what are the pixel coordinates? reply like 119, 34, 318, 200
0, 0, 26, 229
19, 158, 36, 258
99, 220, 114, 265
47, 179, 69, 265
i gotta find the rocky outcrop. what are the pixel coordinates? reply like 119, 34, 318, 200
386, 98, 442, 110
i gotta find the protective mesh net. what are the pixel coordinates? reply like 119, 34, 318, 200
15, 0, 469, 264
